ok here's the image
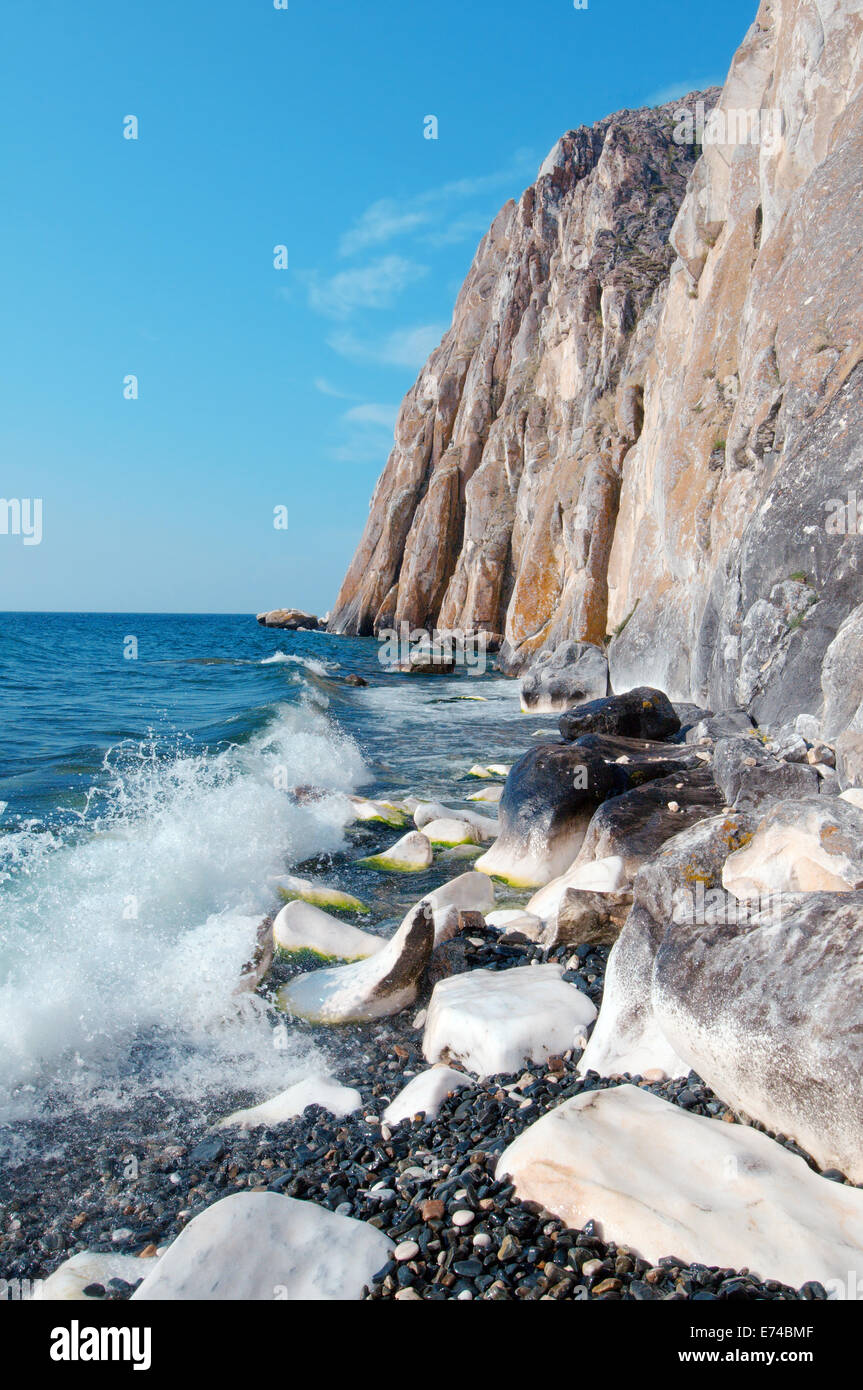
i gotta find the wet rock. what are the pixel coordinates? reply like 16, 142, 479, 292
474, 745, 619, 887
520, 642, 608, 714
270, 875, 370, 915
277, 904, 434, 1024
39, 1253, 158, 1301
272, 900, 384, 963
256, 609, 320, 630
559, 688, 680, 743
215, 1076, 362, 1131
356, 831, 433, 873
347, 796, 410, 828
383, 1067, 472, 1126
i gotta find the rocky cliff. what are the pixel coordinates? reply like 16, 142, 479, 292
331, 0, 863, 773
329, 95, 708, 657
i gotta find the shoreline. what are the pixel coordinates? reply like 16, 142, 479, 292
0, 676, 846, 1302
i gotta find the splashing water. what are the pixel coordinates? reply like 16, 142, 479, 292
0, 701, 365, 1128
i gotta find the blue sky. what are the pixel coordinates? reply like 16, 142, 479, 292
0, 0, 756, 614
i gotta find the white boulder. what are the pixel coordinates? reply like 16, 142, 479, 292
347, 796, 409, 828
272, 900, 383, 962
466, 785, 503, 803
277, 904, 434, 1023
216, 1074, 362, 1130
357, 830, 433, 872
270, 874, 370, 914
414, 802, 497, 838
398, 870, 495, 946
132, 1192, 391, 1300
383, 1066, 472, 1125
423, 964, 597, 1077
498, 1085, 863, 1290
421, 817, 483, 847
527, 855, 627, 924
486, 909, 543, 935
38, 1252, 159, 1301
723, 796, 863, 897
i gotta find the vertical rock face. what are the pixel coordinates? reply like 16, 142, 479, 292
332, 0, 863, 748
606, 0, 863, 722
329, 99, 707, 664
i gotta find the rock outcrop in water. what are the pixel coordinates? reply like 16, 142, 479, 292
331, 0, 863, 767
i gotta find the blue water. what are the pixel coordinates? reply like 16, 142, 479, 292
0, 613, 543, 1140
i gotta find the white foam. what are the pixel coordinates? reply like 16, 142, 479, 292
0, 703, 365, 1129
260, 652, 334, 676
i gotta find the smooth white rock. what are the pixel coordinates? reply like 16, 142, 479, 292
421, 817, 484, 847
577, 905, 689, 1081
216, 1074, 362, 1130
277, 903, 433, 1023
526, 855, 628, 924
466, 785, 503, 803
383, 1066, 472, 1125
467, 763, 511, 779
414, 801, 497, 838
423, 964, 597, 1077
486, 909, 543, 934
497, 1085, 863, 1290
841, 788, 863, 810
398, 870, 495, 946
357, 830, 433, 872
347, 795, 409, 827
414, 799, 461, 828
132, 1192, 391, 1300
475, 806, 597, 888
394, 1240, 420, 1262
269, 874, 370, 914
723, 800, 863, 897
38, 1252, 159, 1301
272, 899, 383, 961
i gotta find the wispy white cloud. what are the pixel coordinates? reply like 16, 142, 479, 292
329, 401, 399, 464
424, 211, 496, 248
328, 322, 447, 369
306, 256, 428, 319
338, 149, 538, 258
343, 403, 399, 429
645, 76, 723, 107
340, 202, 432, 257
314, 376, 358, 400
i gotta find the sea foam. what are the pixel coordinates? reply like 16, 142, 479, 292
0, 702, 365, 1130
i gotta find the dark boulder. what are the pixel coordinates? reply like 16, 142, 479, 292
684, 709, 757, 743
475, 745, 621, 887
559, 687, 680, 743
574, 768, 724, 878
